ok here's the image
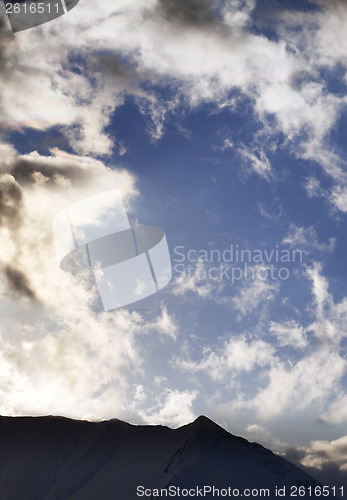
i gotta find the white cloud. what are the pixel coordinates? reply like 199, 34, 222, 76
138, 388, 197, 428
321, 394, 347, 425
146, 306, 178, 340
175, 335, 276, 383
253, 348, 345, 420
0, 0, 295, 155
0, 307, 147, 418
221, 0, 256, 30
306, 263, 333, 318
245, 423, 288, 452
247, 264, 347, 419
269, 320, 308, 349
172, 258, 225, 300
300, 436, 347, 471
253, 6, 347, 212
305, 177, 322, 199
237, 146, 273, 180
256, 81, 342, 147
2, 0, 347, 220
0, 143, 180, 419
282, 224, 336, 254
2, 0, 347, 429
230, 266, 280, 317
175, 264, 347, 421
1, 0, 347, 212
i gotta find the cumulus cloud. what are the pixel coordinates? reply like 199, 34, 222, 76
175, 263, 347, 421
154, 0, 219, 28
0, 306, 147, 418
0, 173, 23, 228
0, 4, 140, 154
245, 423, 288, 452
1, 0, 347, 211
0, 12, 78, 133
249, 264, 347, 419
321, 394, 347, 425
0, 0, 296, 154
0, 146, 136, 297
300, 436, 347, 471
252, 348, 345, 420
138, 388, 197, 428
1, 0, 347, 432
0, 141, 181, 419
175, 334, 276, 383
284, 438, 347, 491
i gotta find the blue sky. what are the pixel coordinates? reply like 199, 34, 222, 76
1, 0, 347, 487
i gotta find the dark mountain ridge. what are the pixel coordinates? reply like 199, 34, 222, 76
0, 414, 337, 499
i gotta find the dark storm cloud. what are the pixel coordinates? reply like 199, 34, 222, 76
0, 174, 23, 227
86, 51, 162, 92
9, 157, 95, 186
284, 447, 347, 492
87, 53, 138, 82
0, 176, 35, 301
4, 265, 36, 300
156, 0, 218, 27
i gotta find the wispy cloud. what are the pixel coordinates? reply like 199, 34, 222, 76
174, 334, 276, 384
172, 258, 225, 300
269, 320, 308, 349
282, 224, 336, 254
175, 263, 347, 421
237, 146, 273, 181
230, 266, 280, 317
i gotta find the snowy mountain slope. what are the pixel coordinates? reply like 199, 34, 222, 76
0, 415, 337, 499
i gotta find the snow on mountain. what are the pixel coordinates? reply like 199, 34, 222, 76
0, 415, 338, 499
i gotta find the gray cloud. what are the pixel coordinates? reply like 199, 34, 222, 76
154, 0, 220, 28
0, 13, 15, 122
9, 157, 94, 186
0, 174, 23, 227
284, 447, 347, 492
0, 146, 137, 305
86, 53, 138, 83
0, 173, 35, 300
311, 0, 347, 6
4, 265, 36, 300
0, 10, 13, 42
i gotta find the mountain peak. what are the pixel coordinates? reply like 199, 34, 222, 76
194, 415, 216, 425
191, 415, 224, 431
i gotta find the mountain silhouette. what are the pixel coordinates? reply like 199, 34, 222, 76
0, 414, 337, 499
